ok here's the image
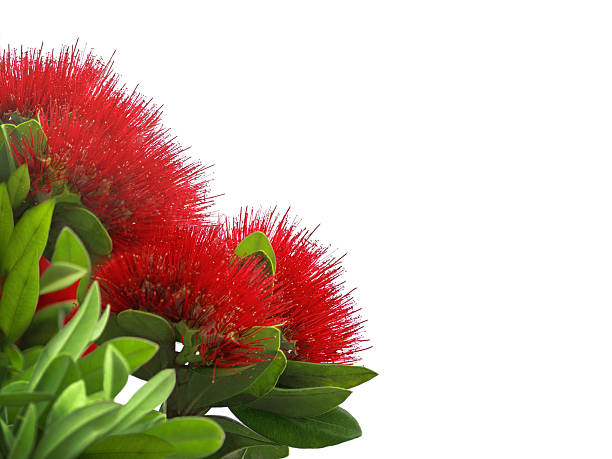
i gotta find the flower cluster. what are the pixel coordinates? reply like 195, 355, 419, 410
1, 45, 366, 369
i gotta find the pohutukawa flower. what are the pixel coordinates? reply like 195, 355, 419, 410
223, 208, 367, 365
0, 45, 210, 250
94, 225, 284, 368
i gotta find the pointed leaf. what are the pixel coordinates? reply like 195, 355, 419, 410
29, 282, 101, 388
32, 402, 120, 459
206, 416, 288, 459
39, 261, 87, 295
8, 403, 37, 459
103, 345, 130, 399
6, 164, 29, 210
113, 369, 176, 434
278, 360, 377, 389
46, 380, 88, 427
78, 338, 159, 394
245, 386, 351, 417
0, 248, 39, 342
0, 198, 54, 273
0, 183, 13, 256
231, 406, 361, 448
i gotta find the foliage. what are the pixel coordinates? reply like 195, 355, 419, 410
0, 51, 376, 458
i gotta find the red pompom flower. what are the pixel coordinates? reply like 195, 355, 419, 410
95, 225, 284, 368
223, 209, 366, 365
0, 45, 210, 250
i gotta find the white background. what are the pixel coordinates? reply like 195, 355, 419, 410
3, 1, 612, 457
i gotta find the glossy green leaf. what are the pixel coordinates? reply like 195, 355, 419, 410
0, 248, 39, 342
0, 183, 13, 256
245, 386, 351, 417
46, 380, 88, 427
206, 416, 288, 459
234, 231, 276, 276
222, 350, 286, 406
0, 125, 18, 182
53, 206, 112, 255
32, 402, 120, 459
0, 198, 54, 273
8, 403, 37, 459
278, 360, 378, 389
20, 303, 73, 348
80, 433, 176, 459
52, 226, 91, 300
103, 345, 130, 399
231, 406, 361, 448
22, 346, 43, 369
29, 282, 101, 388
0, 417, 14, 451
144, 417, 224, 458
39, 261, 87, 295
6, 343, 23, 371
121, 410, 166, 434
117, 310, 175, 344
173, 328, 281, 414
113, 369, 176, 434
78, 338, 159, 394
33, 354, 80, 409
7, 164, 29, 210
0, 392, 53, 405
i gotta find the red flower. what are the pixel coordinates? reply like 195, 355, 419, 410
0, 45, 210, 251
37, 256, 79, 310
95, 225, 283, 368
223, 209, 366, 365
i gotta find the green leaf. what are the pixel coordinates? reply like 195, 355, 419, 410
15, 119, 47, 155
29, 282, 101, 388
113, 369, 176, 434
32, 402, 120, 459
78, 338, 159, 394
144, 417, 224, 458
206, 416, 288, 459
121, 410, 166, 434
6, 164, 29, 210
103, 345, 130, 399
80, 433, 176, 459
231, 406, 361, 448
245, 386, 351, 417
0, 198, 54, 273
33, 354, 80, 414
5, 343, 23, 371
0, 183, 13, 256
173, 328, 281, 414
0, 125, 18, 182
8, 403, 37, 459
222, 350, 286, 406
46, 380, 88, 427
39, 261, 87, 295
22, 346, 43, 369
53, 206, 112, 255
234, 231, 276, 276
20, 303, 73, 348
52, 227, 91, 300
117, 310, 175, 344
0, 417, 14, 451
0, 392, 53, 406
278, 360, 378, 389
0, 248, 39, 342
